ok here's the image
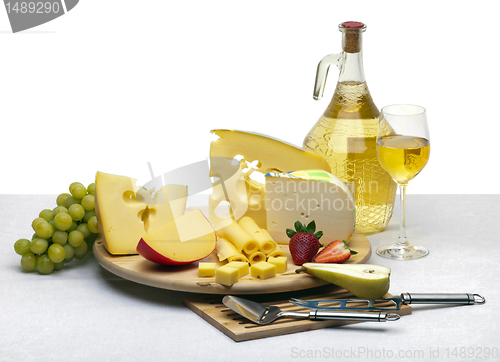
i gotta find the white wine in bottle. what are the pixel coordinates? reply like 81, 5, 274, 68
304, 22, 397, 234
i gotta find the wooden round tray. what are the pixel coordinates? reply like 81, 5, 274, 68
93, 231, 371, 295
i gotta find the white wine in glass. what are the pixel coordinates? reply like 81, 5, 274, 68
376, 105, 430, 260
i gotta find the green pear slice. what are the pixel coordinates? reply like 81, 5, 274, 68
300, 263, 391, 299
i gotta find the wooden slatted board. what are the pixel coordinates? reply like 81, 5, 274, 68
183, 285, 412, 342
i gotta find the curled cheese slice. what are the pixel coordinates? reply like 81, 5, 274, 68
217, 220, 259, 254
245, 251, 266, 265
238, 217, 276, 254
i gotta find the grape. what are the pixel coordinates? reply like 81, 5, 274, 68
87, 183, 95, 195
17, 179, 99, 275
70, 184, 87, 199
48, 244, 66, 263
35, 221, 54, 239
74, 241, 88, 256
83, 210, 96, 222
14, 238, 31, 255
21, 252, 37, 271
68, 230, 84, 247
88, 216, 99, 234
39, 209, 54, 222
62, 244, 75, 260
64, 196, 82, 209
68, 204, 85, 221
56, 193, 71, 207
81, 194, 95, 211
54, 212, 72, 231
67, 221, 78, 233
52, 231, 68, 245
30, 238, 49, 254
32, 217, 46, 231
37, 254, 54, 275
69, 182, 84, 193
53, 206, 68, 216
77, 223, 91, 239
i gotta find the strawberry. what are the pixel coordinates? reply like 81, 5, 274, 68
312, 240, 357, 263
287, 221, 323, 265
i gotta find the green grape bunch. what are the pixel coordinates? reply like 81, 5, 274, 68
14, 182, 100, 275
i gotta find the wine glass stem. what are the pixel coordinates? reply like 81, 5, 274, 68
398, 184, 408, 246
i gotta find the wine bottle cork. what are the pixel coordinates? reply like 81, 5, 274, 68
340, 21, 366, 53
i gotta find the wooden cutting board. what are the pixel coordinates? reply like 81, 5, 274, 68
93, 230, 371, 294
183, 285, 412, 342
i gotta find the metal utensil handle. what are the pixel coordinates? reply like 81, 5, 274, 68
309, 310, 400, 322
402, 293, 486, 305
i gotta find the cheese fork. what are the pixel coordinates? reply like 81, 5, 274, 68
222, 295, 400, 325
290, 293, 486, 311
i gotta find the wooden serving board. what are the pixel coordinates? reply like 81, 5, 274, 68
93, 231, 371, 295
183, 286, 412, 342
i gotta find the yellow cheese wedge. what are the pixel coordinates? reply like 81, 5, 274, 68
209, 129, 331, 229
238, 216, 275, 254
95, 171, 177, 255
250, 261, 276, 280
217, 220, 259, 254
165, 185, 188, 218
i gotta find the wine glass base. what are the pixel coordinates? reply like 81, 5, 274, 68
376, 244, 429, 260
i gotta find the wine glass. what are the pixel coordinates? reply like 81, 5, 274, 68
376, 104, 430, 260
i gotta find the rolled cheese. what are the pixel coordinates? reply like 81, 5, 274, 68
215, 237, 247, 263
217, 220, 259, 254
238, 217, 275, 254
244, 251, 266, 265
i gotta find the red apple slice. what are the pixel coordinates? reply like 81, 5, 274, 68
137, 209, 217, 265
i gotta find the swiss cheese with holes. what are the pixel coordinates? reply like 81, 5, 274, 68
208, 130, 331, 230
94, 171, 187, 255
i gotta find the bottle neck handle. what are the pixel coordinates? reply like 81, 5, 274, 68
313, 51, 366, 101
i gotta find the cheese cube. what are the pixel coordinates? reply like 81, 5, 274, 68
267, 256, 287, 273
250, 261, 276, 280
225, 261, 249, 278
265, 170, 355, 245
198, 263, 216, 277
215, 265, 239, 286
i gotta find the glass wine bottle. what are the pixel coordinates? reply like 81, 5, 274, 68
303, 21, 397, 234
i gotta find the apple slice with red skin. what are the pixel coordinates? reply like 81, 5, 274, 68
136, 209, 217, 266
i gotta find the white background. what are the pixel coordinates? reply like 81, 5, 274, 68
1, 0, 499, 194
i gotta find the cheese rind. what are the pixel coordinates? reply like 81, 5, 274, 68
209, 130, 332, 229
139, 209, 216, 264
265, 170, 355, 245
95, 171, 177, 255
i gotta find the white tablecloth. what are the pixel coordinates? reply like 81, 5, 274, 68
1, 194, 499, 362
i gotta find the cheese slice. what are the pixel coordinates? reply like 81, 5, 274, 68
209, 130, 331, 229
265, 169, 355, 245
165, 185, 188, 218
95, 171, 181, 255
